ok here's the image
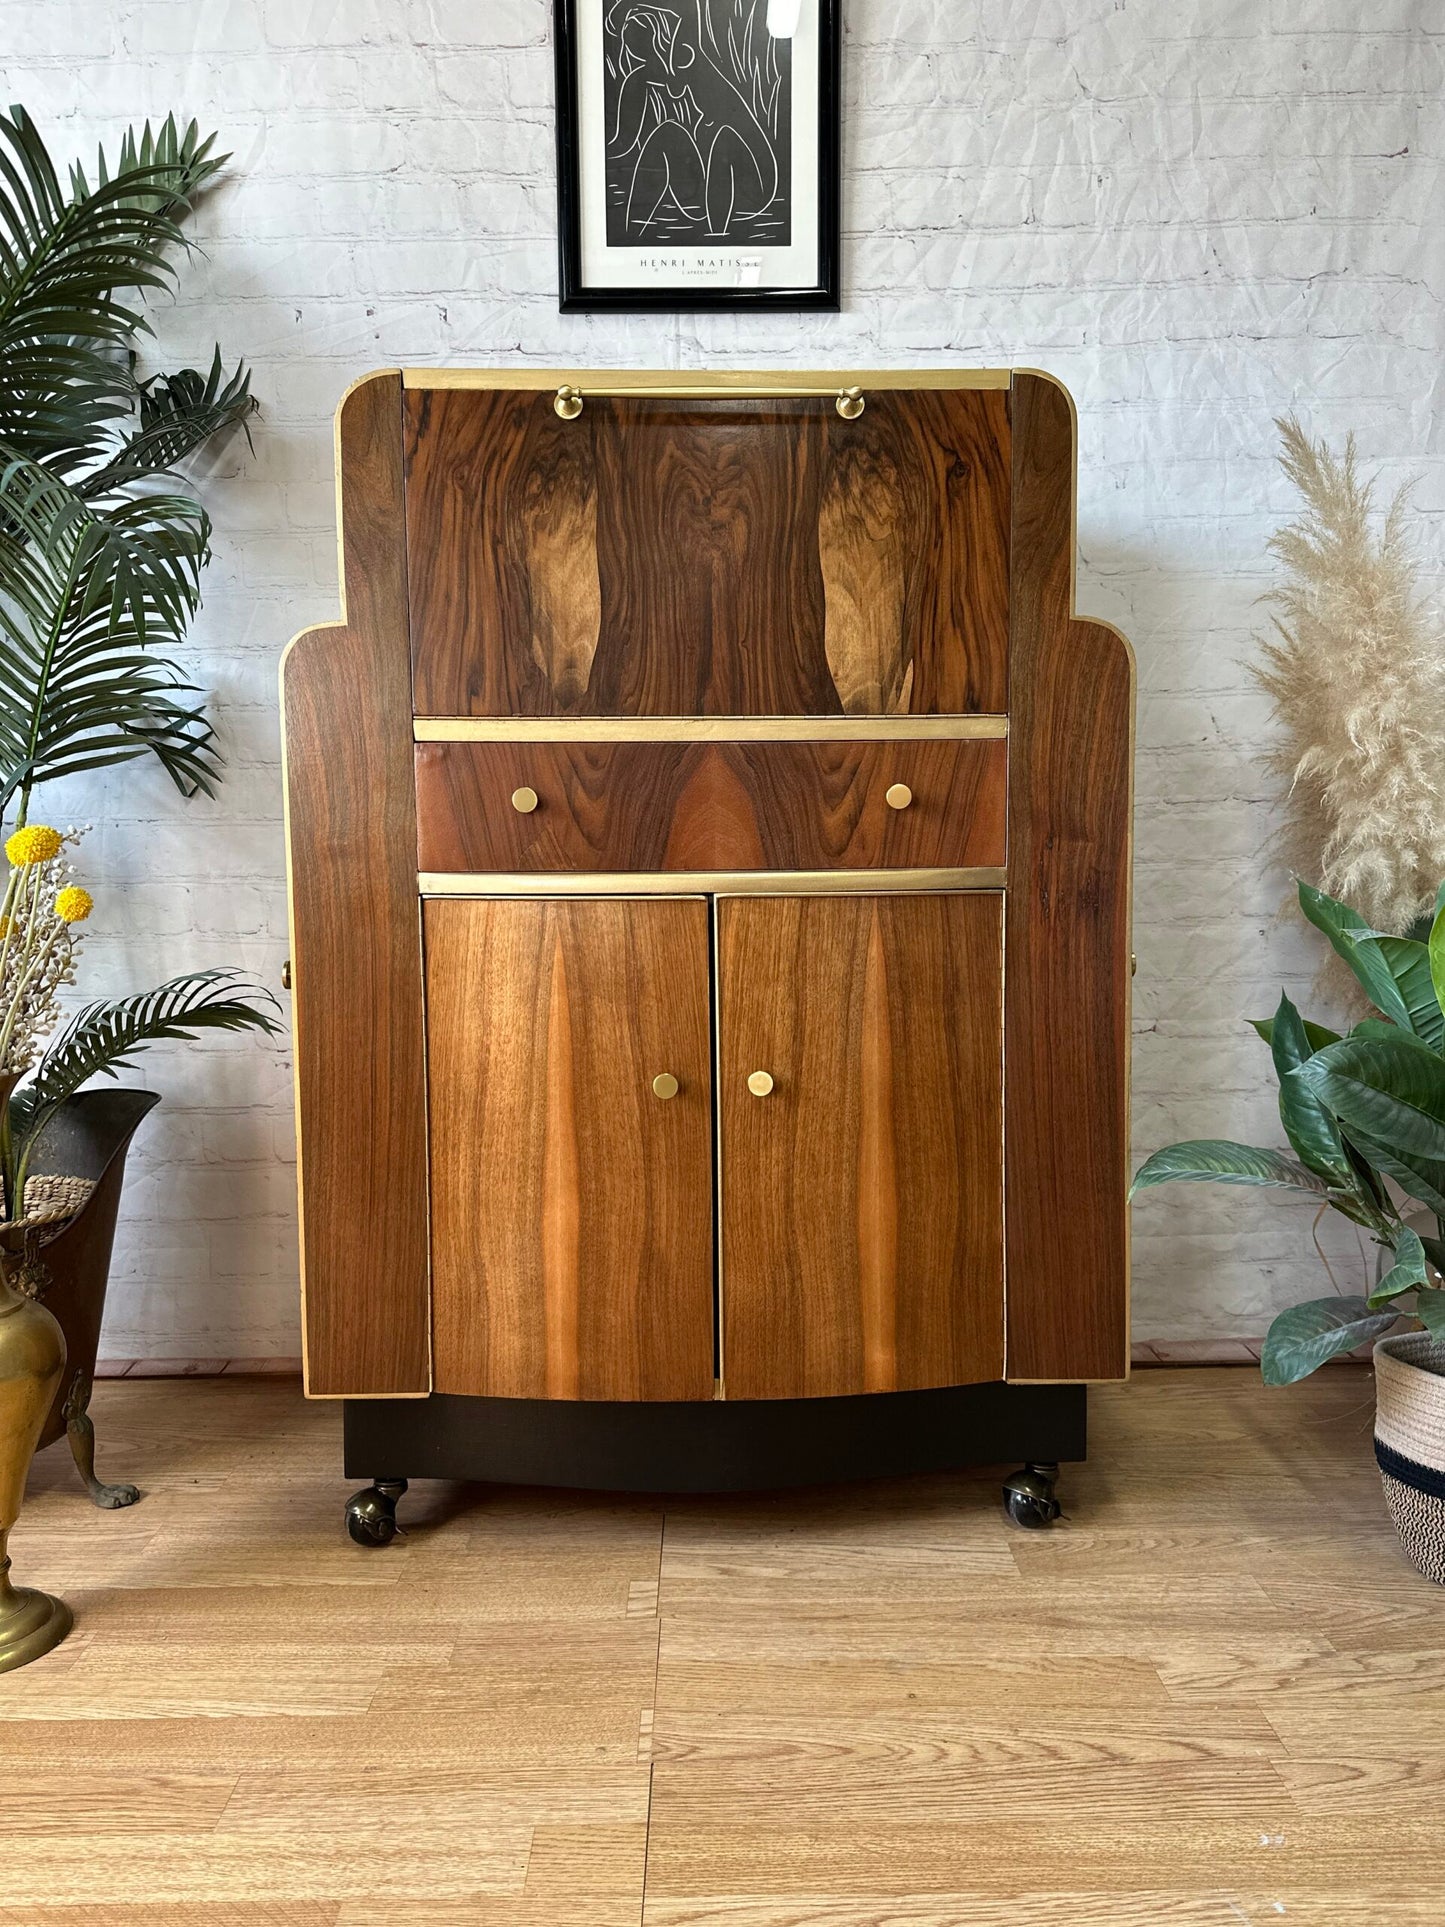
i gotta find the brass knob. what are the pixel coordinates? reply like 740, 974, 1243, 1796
511, 786, 539, 814
554, 384, 583, 420
652, 1072, 679, 1100
747, 1070, 774, 1097
281, 959, 292, 991
885, 783, 913, 810
835, 386, 865, 420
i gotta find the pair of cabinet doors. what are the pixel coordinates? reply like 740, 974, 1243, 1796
424, 891, 1005, 1403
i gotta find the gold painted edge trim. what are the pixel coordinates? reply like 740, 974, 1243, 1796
403, 366, 1012, 393
420, 869, 1007, 898
414, 715, 1009, 743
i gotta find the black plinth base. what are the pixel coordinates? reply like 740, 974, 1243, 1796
343, 1381, 1086, 1494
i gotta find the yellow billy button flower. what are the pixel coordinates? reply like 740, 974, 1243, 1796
5, 825, 62, 867
53, 886, 93, 924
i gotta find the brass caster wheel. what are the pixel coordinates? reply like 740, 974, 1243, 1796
1002, 1462, 1061, 1530
345, 1478, 408, 1547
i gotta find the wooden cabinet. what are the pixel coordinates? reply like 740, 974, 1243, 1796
284, 368, 1132, 1512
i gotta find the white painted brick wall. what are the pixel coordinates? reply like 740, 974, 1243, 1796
5, 1, 1442, 1355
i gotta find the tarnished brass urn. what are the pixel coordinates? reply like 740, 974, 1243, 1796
0, 1240, 71, 1672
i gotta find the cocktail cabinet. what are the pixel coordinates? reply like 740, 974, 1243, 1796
281, 368, 1134, 1541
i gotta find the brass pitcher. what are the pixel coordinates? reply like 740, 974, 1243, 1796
0, 1236, 71, 1672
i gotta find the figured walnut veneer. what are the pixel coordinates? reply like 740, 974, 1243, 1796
403, 387, 1011, 718
425, 897, 715, 1402
283, 367, 1132, 1406
414, 736, 1007, 874
1003, 374, 1134, 1381
281, 373, 430, 1397
717, 893, 1004, 1401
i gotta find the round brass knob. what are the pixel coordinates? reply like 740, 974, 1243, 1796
511, 786, 539, 814
652, 1072, 679, 1100
885, 783, 913, 810
747, 1070, 774, 1097
835, 386, 865, 420
554, 384, 583, 420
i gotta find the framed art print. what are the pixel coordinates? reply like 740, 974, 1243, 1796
553, 0, 841, 312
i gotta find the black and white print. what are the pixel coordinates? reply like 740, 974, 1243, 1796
602, 2, 792, 250
554, 0, 839, 310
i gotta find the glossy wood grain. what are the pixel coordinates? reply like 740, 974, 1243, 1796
404, 387, 1010, 717
281, 371, 430, 1397
414, 737, 1007, 874
1004, 373, 1134, 1382
717, 894, 1004, 1401
425, 898, 715, 1402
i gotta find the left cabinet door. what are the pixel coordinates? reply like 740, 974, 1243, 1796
425, 897, 716, 1400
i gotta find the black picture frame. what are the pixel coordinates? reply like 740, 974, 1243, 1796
553, 0, 841, 313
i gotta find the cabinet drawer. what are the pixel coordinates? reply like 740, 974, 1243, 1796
415, 737, 1006, 874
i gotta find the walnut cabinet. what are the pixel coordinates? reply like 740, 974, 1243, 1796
281, 368, 1134, 1533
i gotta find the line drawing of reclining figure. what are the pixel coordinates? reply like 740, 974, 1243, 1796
604, 0, 789, 244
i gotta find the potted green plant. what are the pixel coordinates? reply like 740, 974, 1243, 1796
0, 104, 276, 1528
1133, 877, 1445, 1581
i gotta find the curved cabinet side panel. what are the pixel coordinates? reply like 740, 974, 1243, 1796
281, 371, 430, 1396
1005, 373, 1134, 1381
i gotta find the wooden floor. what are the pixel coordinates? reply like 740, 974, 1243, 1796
2, 1367, 1442, 1925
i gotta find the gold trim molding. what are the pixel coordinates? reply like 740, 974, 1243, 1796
419, 868, 1007, 899
415, 716, 1009, 744
402, 366, 1012, 393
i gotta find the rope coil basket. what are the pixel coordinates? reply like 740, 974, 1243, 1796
1374, 1331, 1445, 1586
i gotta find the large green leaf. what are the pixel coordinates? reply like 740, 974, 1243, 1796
1368, 1225, 1428, 1308
1430, 899, 1445, 1045
1269, 992, 1356, 1189
1250, 1015, 1340, 1052
1261, 1297, 1398, 1385
1294, 1037, 1445, 1163
1342, 932, 1443, 1050
1130, 1141, 1329, 1200
1298, 880, 1413, 1028
1416, 1290, 1445, 1338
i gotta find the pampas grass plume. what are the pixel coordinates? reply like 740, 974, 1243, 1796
1254, 415, 1445, 936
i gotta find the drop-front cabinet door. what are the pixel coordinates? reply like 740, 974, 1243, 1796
717, 894, 1004, 1400
425, 897, 715, 1400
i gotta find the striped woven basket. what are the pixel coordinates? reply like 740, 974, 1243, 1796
1374, 1331, 1445, 1585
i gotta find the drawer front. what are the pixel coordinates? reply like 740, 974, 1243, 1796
415, 737, 1006, 874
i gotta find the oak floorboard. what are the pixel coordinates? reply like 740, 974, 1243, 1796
6, 1370, 1445, 1923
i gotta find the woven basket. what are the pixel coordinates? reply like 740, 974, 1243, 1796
1374, 1331, 1445, 1585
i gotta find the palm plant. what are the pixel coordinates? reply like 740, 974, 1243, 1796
0, 105, 273, 1224
1133, 879, 1445, 1385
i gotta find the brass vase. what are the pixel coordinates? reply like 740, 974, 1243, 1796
0, 1242, 72, 1672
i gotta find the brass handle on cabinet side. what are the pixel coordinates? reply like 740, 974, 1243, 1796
885, 783, 913, 810
652, 1072, 679, 1100
511, 786, 539, 814
281, 959, 291, 991
554, 382, 866, 420
747, 1070, 774, 1097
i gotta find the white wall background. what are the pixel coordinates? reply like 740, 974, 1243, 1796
5, 1, 1442, 1358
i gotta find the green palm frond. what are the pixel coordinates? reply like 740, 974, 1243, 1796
0, 106, 219, 462
79, 347, 256, 494
0, 449, 217, 803
12, 969, 282, 1152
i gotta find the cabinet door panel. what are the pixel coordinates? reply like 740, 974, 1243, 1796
718, 894, 1003, 1400
425, 897, 714, 1400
